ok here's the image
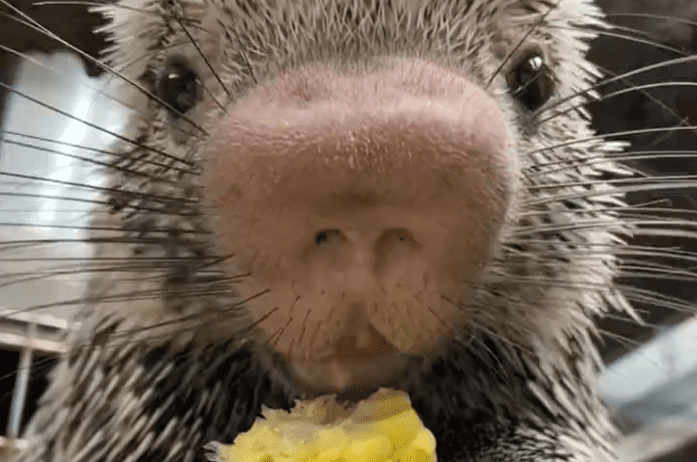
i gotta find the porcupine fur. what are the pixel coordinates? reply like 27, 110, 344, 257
5, 0, 684, 461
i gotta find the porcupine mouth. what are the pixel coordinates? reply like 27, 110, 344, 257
202, 60, 517, 393
289, 322, 412, 394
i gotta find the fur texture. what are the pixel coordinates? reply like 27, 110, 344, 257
14, 0, 647, 461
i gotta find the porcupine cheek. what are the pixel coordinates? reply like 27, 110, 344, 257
201, 61, 517, 392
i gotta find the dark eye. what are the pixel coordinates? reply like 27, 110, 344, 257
507, 51, 554, 111
157, 58, 202, 116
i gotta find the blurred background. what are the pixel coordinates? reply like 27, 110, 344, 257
0, 0, 696, 461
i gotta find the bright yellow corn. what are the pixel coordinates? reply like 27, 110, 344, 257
207, 388, 436, 462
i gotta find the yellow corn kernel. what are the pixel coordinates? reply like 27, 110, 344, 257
311, 444, 344, 462
392, 445, 433, 462
350, 390, 412, 422
411, 430, 437, 454
344, 433, 392, 462
208, 388, 436, 462
218, 444, 272, 462
356, 408, 424, 448
392, 430, 437, 462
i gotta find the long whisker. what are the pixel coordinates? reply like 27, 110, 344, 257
0, 0, 209, 135
0, 81, 197, 169
0, 135, 185, 183
0, 131, 194, 175
536, 54, 697, 119
604, 12, 697, 29
166, 3, 231, 108
539, 81, 697, 130
34, 0, 188, 22
0, 43, 204, 141
484, 0, 561, 88
0, 171, 194, 205
525, 125, 697, 158
524, 150, 697, 177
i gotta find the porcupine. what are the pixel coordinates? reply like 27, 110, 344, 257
4, 0, 696, 461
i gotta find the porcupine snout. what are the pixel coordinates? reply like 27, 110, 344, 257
201, 59, 519, 392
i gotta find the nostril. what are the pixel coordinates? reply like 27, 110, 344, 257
314, 229, 344, 246
374, 228, 425, 282
305, 227, 427, 277
376, 228, 421, 252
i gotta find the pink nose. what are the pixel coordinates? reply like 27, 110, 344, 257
200, 59, 516, 390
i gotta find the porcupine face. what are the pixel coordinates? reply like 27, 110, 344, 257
98, 0, 627, 395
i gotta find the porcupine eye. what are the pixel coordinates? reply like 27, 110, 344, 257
157, 57, 202, 116
507, 51, 554, 111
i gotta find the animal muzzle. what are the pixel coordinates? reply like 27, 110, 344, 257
201, 59, 517, 391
